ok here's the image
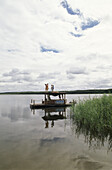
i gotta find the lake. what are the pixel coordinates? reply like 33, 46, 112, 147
0, 94, 112, 170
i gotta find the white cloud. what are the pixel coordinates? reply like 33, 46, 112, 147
0, 0, 112, 91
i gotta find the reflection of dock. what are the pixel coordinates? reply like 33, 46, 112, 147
42, 107, 67, 128
42, 107, 66, 121
31, 107, 67, 128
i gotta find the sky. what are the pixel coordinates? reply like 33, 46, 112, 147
0, 0, 112, 92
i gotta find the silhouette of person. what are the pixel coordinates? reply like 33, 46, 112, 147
45, 121, 49, 128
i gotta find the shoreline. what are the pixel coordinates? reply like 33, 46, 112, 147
0, 88, 112, 95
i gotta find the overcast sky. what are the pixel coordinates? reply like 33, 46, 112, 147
0, 0, 112, 92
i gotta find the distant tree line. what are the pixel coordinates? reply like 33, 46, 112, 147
63, 89, 112, 94
0, 88, 112, 95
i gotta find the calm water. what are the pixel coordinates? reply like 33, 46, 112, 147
0, 94, 112, 170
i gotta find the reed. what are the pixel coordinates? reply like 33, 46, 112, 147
72, 94, 112, 134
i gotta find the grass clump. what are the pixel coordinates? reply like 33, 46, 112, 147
72, 94, 112, 134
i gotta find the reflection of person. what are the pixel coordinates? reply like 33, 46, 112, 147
45, 83, 49, 91
45, 121, 49, 128
33, 110, 35, 115
51, 120, 54, 127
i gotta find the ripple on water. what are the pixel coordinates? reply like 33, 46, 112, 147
72, 155, 112, 170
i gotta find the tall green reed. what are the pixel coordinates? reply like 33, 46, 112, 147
72, 94, 112, 133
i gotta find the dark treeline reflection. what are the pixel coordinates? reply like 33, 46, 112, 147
70, 113, 112, 152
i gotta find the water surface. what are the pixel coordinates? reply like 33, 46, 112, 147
0, 94, 112, 170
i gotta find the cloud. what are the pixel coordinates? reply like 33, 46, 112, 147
37, 72, 60, 81
3, 68, 30, 77
66, 67, 87, 75
86, 78, 112, 89
0, 0, 112, 91
1, 68, 32, 83
67, 74, 75, 80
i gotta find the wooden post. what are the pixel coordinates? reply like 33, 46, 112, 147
64, 94, 66, 104
45, 94, 47, 104
33, 100, 35, 105
45, 94, 46, 101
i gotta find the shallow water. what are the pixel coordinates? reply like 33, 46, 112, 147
0, 94, 112, 170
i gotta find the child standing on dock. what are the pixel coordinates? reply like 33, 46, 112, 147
45, 83, 49, 91
51, 85, 54, 91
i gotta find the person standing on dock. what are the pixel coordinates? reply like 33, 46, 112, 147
45, 83, 49, 91
51, 84, 54, 91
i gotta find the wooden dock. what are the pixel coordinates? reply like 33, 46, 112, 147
30, 91, 73, 109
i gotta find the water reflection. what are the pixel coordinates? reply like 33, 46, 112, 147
1, 95, 112, 170
32, 107, 67, 128
40, 137, 66, 146
70, 112, 112, 152
1, 107, 31, 122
